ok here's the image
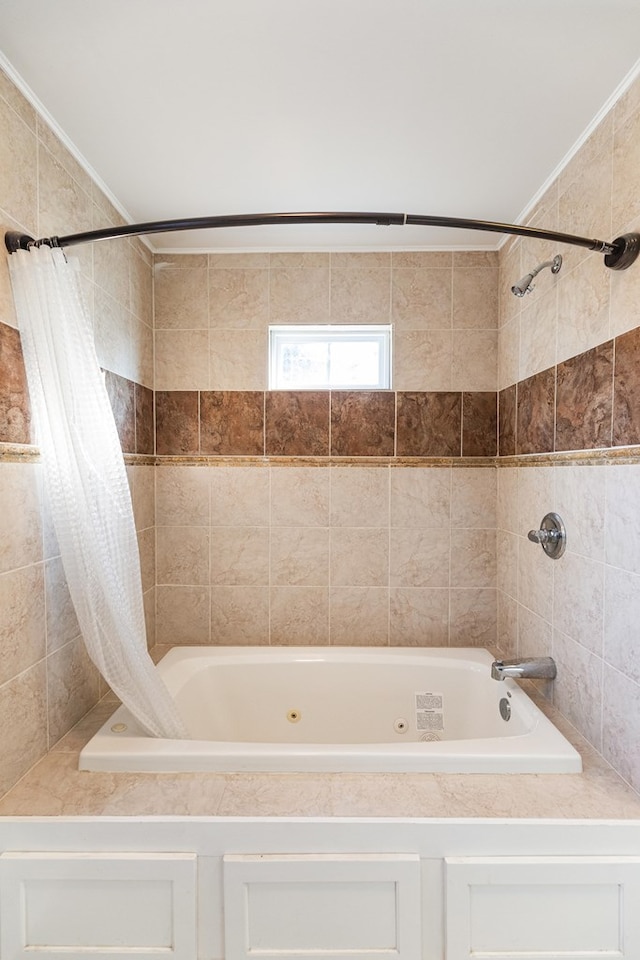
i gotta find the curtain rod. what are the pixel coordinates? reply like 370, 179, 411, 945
5, 212, 640, 270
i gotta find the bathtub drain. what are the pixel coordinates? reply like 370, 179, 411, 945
287, 709, 301, 723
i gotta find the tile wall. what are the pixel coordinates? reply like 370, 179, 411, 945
497, 71, 640, 792
152, 250, 500, 649
0, 66, 155, 797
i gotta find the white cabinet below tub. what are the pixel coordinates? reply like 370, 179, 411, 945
222, 853, 422, 960
445, 856, 640, 960
0, 851, 198, 960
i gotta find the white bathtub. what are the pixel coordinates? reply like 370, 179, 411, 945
79, 647, 582, 774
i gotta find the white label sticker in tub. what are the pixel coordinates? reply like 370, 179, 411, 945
415, 692, 444, 731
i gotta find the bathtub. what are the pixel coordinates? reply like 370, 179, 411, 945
79, 647, 582, 774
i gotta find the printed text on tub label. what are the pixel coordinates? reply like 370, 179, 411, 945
415, 692, 444, 731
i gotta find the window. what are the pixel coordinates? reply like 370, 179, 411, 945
269, 324, 392, 390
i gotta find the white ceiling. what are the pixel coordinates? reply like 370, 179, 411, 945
1, 0, 640, 251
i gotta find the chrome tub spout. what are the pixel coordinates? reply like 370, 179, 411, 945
491, 656, 557, 681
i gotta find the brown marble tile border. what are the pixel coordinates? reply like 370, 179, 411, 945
500, 327, 640, 457
155, 389, 498, 459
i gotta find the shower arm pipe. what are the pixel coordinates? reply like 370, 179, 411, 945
5, 211, 640, 269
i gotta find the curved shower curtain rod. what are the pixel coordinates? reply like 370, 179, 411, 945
5, 211, 640, 269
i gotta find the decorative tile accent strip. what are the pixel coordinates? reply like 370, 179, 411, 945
462, 392, 497, 457
516, 367, 555, 455
331, 391, 395, 457
556, 341, 613, 451
613, 327, 640, 446
397, 391, 462, 457
156, 390, 199, 455
498, 384, 516, 457
265, 391, 330, 456
0, 321, 31, 444
200, 391, 264, 455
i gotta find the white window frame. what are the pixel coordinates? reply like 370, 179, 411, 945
268, 324, 392, 390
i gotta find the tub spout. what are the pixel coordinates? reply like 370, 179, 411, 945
491, 657, 557, 681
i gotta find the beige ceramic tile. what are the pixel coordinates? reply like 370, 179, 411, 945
0, 661, 47, 799
217, 773, 333, 817
156, 526, 210, 585
496, 530, 518, 598
452, 265, 498, 329
610, 239, 640, 338
92, 285, 132, 378
210, 586, 269, 644
450, 530, 497, 588
208, 268, 269, 329
138, 527, 156, 594
330, 466, 389, 527
449, 588, 497, 646
451, 328, 497, 391
156, 585, 211, 644
37, 144, 92, 248
156, 465, 210, 526
392, 267, 452, 330
153, 265, 209, 329
393, 330, 452, 391
0, 67, 36, 130
270, 586, 329, 644
45, 556, 79, 654
329, 773, 447, 817
269, 265, 330, 324
557, 142, 613, 276
518, 536, 553, 622
0, 94, 37, 234
330, 527, 389, 587
210, 466, 270, 527
604, 565, 640, 685
270, 526, 330, 586
390, 529, 450, 588
497, 591, 518, 659
392, 251, 452, 269
389, 588, 449, 646
518, 604, 552, 660
613, 105, 640, 235
209, 329, 267, 390
518, 285, 557, 381
47, 637, 101, 746
130, 246, 153, 327
496, 467, 518, 534
0, 462, 43, 574
604, 464, 640, 575
602, 664, 640, 794
93, 236, 131, 311
497, 240, 522, 329
451, 467, 497, 528
330, 266, 391, 324
131, 317, 154, 388
210, 526, 270, 585
51, 701, 119, 753
554, 629, 603, 751
130, 464, 155, 531
0, 563, 45, 685
553, 552, 604, 654
329, 586, 389, 645
210, 253, 269, 269
517, 465, 555, 535
270, 466, 330, 527
556, 255, 611, 365
390, 467, 451, 528
554, 465, 605, 561
155, 328, 210, 390
497, 315, 519, 391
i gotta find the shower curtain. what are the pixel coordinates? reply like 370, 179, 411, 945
8, 245, 188, 739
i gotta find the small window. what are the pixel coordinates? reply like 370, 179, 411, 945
269, 324, 392, 390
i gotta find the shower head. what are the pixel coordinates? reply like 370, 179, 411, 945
511, 254, 562, 297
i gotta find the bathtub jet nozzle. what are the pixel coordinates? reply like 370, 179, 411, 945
491, 657, 557, 681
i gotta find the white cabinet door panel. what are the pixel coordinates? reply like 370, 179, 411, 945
445, 856, 640, 960
223, 853, 421, 960
0, 851, 197, 960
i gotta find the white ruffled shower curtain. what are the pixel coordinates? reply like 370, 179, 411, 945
9, 245, 188, 739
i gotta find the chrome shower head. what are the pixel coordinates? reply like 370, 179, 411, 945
511, 254, 562, 297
